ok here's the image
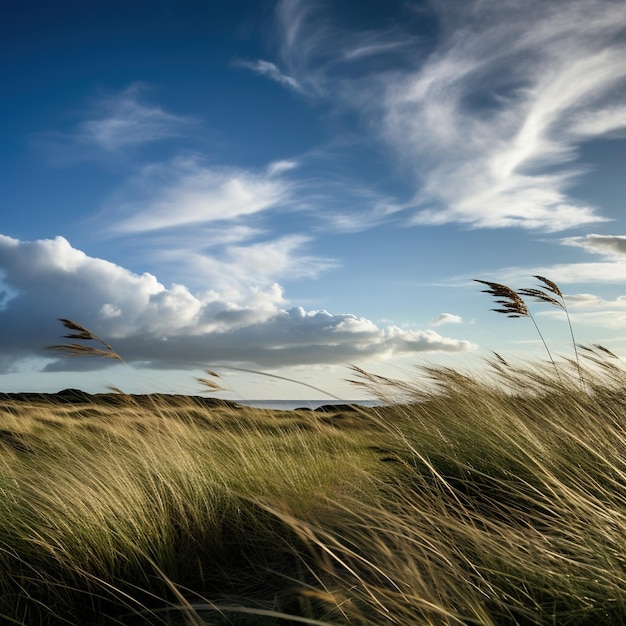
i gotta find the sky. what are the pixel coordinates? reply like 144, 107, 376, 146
1, 0, 626, 401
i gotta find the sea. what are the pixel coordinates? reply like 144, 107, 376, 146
234, 399, 382, 411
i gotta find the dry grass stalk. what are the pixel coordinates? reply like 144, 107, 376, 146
474, 280, 529, 318
475, 279, 557, 372
197, 369, 226, 393
519, 276, 581, 383
47, 318, 122, 360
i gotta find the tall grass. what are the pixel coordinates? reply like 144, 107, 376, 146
0, 397, 378, 624
321, 352, 626, 624
1, 291, 626, 624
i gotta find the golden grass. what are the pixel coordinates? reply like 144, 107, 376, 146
1, 355, 626, 624
2, 293, 626, 624
0, 395, 386, 624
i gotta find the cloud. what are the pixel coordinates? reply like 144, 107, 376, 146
571, 106, 626, 138
492, 234, 626, 286
93, 153, 345, 292
511, 263, 626, 285
561, 234, 626, 258
267, 159, 299, 176
98, 154, 341, 292
108, 156, 293, 233
235, 59, 305, 94
35, 84, 196, 163
77, 84, 195, 151
432, 313, 462, 326
274, 0, 416, 94
118, 230, 336, 298
471, 232, 626, 295
271, 0, 626, 231
566, 294, 626, 309
182, 234, 337, 288
542, 293, 626, 330
0, 235, 474, 374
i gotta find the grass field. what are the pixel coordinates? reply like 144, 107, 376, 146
1, 346, 626, 625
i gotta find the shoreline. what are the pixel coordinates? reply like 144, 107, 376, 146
0, 389, 377, 412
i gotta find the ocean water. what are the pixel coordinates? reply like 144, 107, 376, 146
235, 399, 382, 411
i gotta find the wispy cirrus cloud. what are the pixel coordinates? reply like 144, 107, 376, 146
163, 233, 337, 292
99, 149, 400, 290
235, 59, 305, 94
566, 293, 626, 309
541, 292, 626, 331
35, 84, 196, 163
108, 155, 293, 233
266, 0, 626, 232
94, 153, 336, 291
492, 262, 626, 288
472, 233, 626, 291
512, 234, 626, 286
77, 84, 195, 151
95, 149, 402, 290
0, 235, 474, 373
274, 0, 417, 94
561, 234, 626, 258
267, 159, 300, 176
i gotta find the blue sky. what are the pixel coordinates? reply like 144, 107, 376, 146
1, 0, 626, 400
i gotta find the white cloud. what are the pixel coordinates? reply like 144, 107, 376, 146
267, 159, 299, 176
109, 156, 292, 233
491, 234, 626, 286
486, 261, 626, 288
571, 106, 626, 139
432, 313, 462, 326
176, 234, 338, 291
562, 234, 626, 258
35, 84, 195, 162
566, 294, 626, 309
380, 1, 625, 231
77, 84, 195, 151
543, 293, 626, 329
274, 0, 416, 95
235, 59, 304, 94
468, 234, 626, 330
0, 235, 474, 374
90, 151, 341, 292
100, 303, 122, 318
271, 0, 626, 232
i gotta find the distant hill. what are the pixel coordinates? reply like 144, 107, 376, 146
0, 388, 243, 409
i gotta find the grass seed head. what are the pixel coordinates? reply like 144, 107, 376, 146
534, 275, 564, 297
474, 280, 529, 317
517, 287, 563, 309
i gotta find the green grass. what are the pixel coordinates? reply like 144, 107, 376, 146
1, 351, 626, 624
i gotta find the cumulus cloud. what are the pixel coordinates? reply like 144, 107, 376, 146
432, 313, 462, 326
0, 235, 474, 374
270, 0, 626, 232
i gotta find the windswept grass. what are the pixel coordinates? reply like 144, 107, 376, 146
0, 397, 381, 624
1, 297, 626, 624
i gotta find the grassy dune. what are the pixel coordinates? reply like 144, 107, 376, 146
1, 350, 626, 624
